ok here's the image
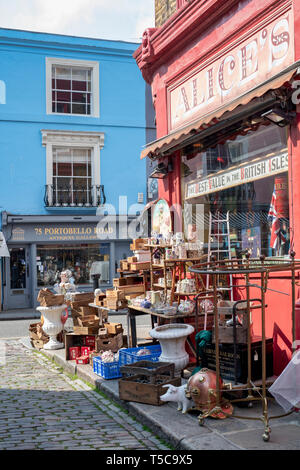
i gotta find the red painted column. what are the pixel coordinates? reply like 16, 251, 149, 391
288, 105, 300, 257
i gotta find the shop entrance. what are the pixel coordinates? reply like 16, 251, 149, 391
6, 246, 31, 309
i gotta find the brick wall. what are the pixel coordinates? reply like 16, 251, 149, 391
155, 0, 177, 27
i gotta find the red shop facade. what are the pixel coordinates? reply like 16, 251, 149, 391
135, 0, 300, 375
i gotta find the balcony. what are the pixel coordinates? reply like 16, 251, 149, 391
44, 184, 106, 208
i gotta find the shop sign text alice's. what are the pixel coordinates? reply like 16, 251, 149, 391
186, 152, 288, 199
169, 9, 294, 130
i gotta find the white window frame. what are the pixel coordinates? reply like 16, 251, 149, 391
42, 130, 104, 206
46, 57, 100, 117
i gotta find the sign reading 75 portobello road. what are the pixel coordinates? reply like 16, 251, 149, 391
169, 9, 294, 131
185, 152, 288, 199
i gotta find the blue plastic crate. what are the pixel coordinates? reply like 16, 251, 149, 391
93, 357, 122, 379
119, 344, 162, 366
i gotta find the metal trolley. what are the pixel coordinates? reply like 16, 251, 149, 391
189, 252, 300, 441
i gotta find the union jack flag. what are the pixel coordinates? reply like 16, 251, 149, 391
268, 185, 287, 250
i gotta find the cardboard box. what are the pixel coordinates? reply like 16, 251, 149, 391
69, 346, 81, 360
84, 336, 96, 348
65, 333, 97, 360
76, 355, 90, 365
81, 346, 91, 356
127, 256, 138, 263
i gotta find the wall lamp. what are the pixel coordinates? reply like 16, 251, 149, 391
149, 160, 173, 179
261, 107, 296, 127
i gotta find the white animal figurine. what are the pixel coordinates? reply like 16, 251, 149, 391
160, 384, 191, 414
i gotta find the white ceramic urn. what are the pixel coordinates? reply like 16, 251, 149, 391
37, 305, 67, 350
149, 323, 195, 371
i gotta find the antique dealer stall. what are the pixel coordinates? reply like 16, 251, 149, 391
134, 0, 300, 375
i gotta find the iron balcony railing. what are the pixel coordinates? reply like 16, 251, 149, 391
44, 184, 106, 207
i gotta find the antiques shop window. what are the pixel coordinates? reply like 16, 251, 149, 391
181, 123, 289, 258
36, 243, 110, 287
46, 58, 99, 117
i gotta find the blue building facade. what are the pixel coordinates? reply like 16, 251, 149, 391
0, 28, 155, 310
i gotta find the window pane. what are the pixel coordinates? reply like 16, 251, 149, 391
72, 92, 87, 103
57, 162, 72, 177
56, 91, 71, 102
72, 68, 88, 81
10, 248, 26, 289
72, 103, 87, 114
56, 79, 71, 91
55, 67, 71, 79
72, 80, 87, 92
36, 243, 110, 286
51, 65, 92, 115
73, 163, 88, 177
56, 102, 71, 113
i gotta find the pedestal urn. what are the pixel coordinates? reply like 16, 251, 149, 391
149, 323, 195, 371
37, 305, 67, 350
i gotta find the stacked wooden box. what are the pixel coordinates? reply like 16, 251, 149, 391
37, 288, 64, 307
71, 292, 101, 334
29, 322, 63, 350
97, 321, 124, 353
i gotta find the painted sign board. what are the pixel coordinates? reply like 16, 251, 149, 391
186, 152, 288, 199
169, 9, 295, 131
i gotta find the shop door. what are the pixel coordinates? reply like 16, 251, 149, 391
6, 246, 31, 309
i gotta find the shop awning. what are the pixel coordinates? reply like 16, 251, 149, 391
140, 64, 300, 160
0, 232, 10, 257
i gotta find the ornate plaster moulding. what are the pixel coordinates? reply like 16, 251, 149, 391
134, 0, 289, 83
41, 129, 105, 148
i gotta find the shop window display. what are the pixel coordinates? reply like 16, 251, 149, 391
36, 243, 110, 287
182, 124, 289, 258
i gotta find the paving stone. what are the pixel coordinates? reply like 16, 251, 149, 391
0, 339, 163, 451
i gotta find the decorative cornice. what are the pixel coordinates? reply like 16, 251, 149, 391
134, 0, 290, 84
41, 129, 105, 148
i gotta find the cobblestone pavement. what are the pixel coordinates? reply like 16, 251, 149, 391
0, 339, 170, 450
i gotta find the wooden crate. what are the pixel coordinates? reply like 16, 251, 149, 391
96, 332, 123, 353
37, 289, 64, 307
73, 326, 99, 335
212, 325, 250, 344
72, 292, 94, 302
120, 260, 129, 271
118, 374, 181, 405
64, 333, 97, 360
104, 322, 123, 335
113, 277, 128, 287
106, 289, 125, 300
76, 315, 99, 328
129, 262, 150, 271
117, 284, 145, 294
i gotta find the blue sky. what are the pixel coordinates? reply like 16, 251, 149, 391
0, 0, 155, 43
